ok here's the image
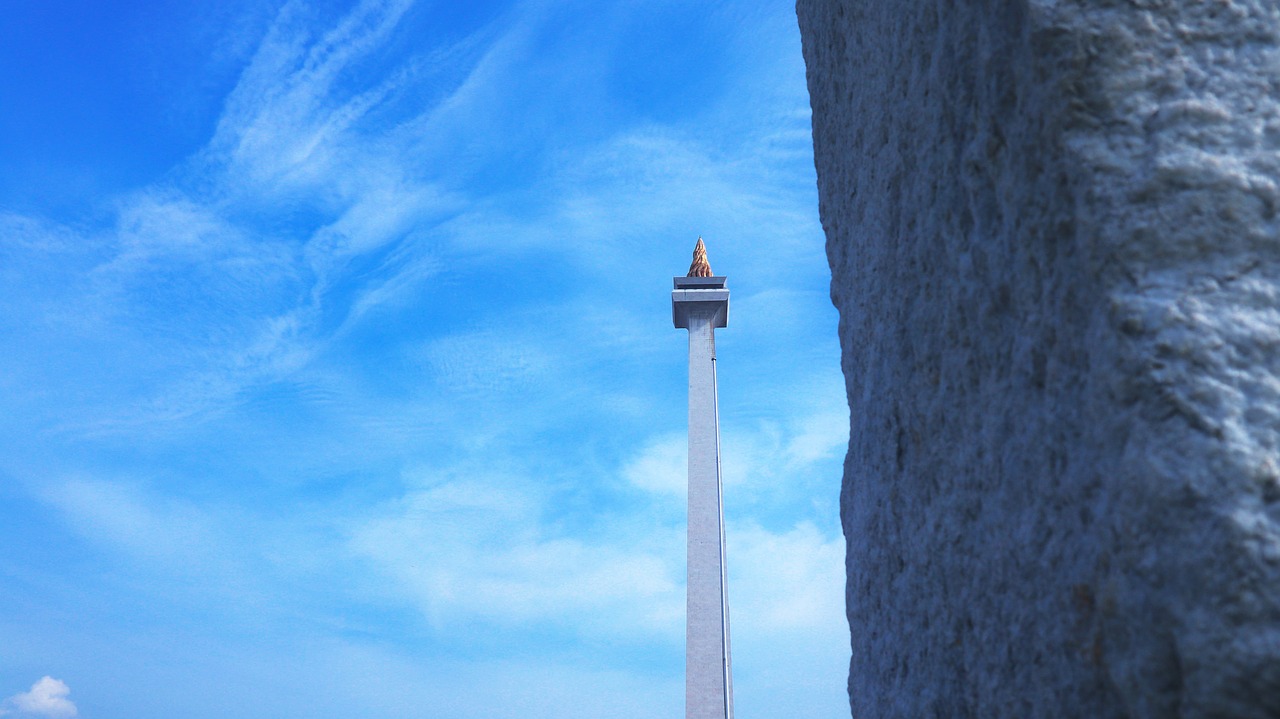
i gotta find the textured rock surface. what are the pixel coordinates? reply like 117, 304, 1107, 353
798, 1, 1280, 717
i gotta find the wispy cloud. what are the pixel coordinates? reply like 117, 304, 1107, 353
350, 468, 685, 638
623, 405, 848, 504
728, 521, 844, 633
350, 474, 844, 642
41, 479, 215, 563
352, 396, 846, 645
207, 0, 419, 190
622, 433, 686, 497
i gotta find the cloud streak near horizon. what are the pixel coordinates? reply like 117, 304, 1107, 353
0, 2, 846, 717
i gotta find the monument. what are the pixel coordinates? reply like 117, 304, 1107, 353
672, 238, 734, 719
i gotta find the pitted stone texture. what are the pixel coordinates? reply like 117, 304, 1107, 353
798, 1, 1280, 717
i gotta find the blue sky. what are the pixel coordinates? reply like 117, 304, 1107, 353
0, 2, 847, 717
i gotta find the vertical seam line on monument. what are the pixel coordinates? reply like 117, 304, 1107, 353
712, 348, 733, 719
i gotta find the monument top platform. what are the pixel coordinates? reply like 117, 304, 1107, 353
674, 276, 727, 289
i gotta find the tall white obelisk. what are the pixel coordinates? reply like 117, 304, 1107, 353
672, 237, 733, 719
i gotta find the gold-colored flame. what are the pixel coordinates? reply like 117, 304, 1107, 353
687, 237, 713, 277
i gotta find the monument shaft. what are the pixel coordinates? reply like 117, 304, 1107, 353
672, 239, 733, 719
684, 312, 732, 719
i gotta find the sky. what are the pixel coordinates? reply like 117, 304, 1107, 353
0, 2, 848, 718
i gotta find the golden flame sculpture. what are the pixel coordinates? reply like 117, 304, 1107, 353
687, 237, 713, 277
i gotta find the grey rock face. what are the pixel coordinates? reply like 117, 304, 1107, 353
797, 1, 1280, 717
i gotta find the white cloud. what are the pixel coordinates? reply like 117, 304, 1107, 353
622, 433, 686, 497
784, 408, 849, 467
624, 406, 847, 500
40, 479, 219, 564
351, 473, 848, 641
351, 400, 848, 644
728, 521, 845, 633
1, 677, 77, 719
350, 475, 685, 638
726, 520, 849, 717
722, 410, 848, 494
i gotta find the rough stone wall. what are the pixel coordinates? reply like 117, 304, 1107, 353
798, 2, 1280, 717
